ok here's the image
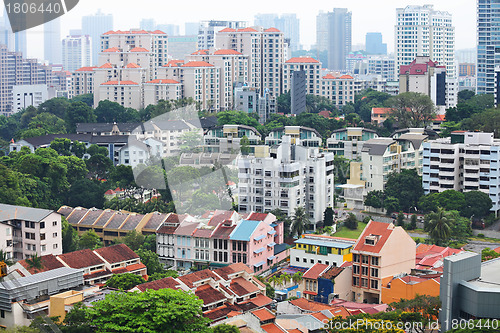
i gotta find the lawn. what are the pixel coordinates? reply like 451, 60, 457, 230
334, 222, 368, 239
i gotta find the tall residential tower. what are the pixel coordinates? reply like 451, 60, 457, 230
477, 0, 500, 94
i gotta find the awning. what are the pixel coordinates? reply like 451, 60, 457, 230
268, 230, 276, 235
254, 261, 265, 267
267, 242, 276, 247
254, 247, 265, 254
268, 255, 276, 260
254, 234, 266, 241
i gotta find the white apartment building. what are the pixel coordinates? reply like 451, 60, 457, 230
234, 86, 276, 124
100, 29, 168, 78
62, 34, 92, 73
360, 129, 428, 192
187, 49, 249, 110
282, 57, 321, 95
238, 136, 334, 228
97, 80, 142, 110
11, 84, 49, 114
265, 126, 322, 148
215, 27, 286, 97
368, 56, 395, 81
197, 20, 247, 49
143, 79, 182, 107
159, 60, 220, 110
395, 5, 455, 79
0, 204, 63, 260
327, 127, 379, 160
422, 131, 500, 215
203, 124, 261, 153
72, 66, 96, 96
320, 74, 363, 107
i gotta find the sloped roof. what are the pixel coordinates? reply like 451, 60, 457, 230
18, 254, 64, 275
146, 79, 180, 84
129, 47, 149, 52
75, 66, 97, 72
181, 61, 214, 67
0, 204, 54, 223
94, 244, 139, 264
303, 263, 329, 280
195, 284, 227, 305
178, 269, 219, 289
252, 307, 275, 321
353, 220, 395, 254
57, 249, 105, 269
286, 57, 319, 64
213, 49, 243, 55
213, 263, 253, 281
134, 276, 179, 292
230, 220, 261, 241
229, 277, 260, 296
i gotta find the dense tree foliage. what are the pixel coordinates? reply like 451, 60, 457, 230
105, 273, 145, 290
384, 169, 423, 213
388, 92, 437, 128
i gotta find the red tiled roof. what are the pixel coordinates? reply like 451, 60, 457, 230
252, 308, 275, 321
178, 269, 219, 288
134, 276, 179, 291
340, 74, 353, 79
303, 263, 329, 280
83, 268, 112, 280
289, 298, 334, 312
494, 247, 500, 254
372, 107, 393, 115
101, 80, 139, 85
129, 47, 149, 52
103, 47, 120, 52
265, 27, 281, 32
247, 212, 269, 221
94, 244, 139, 264
286, 57, 319, 64
229, 277, 260, 296
238, 293, 273, 308
319, 110, 332, 118
214, 263, 253, 281
203, 303, 241, 321
112, 262, 146, 274
434, 114, 446, 122
104, 189, 115, 195
18, 254, 64, 275
261, 323, 285, 333
195, 284, 227, 305
124, 63, 141, 68
98, 63, 114, 69
311, 312, 329, 322
181, 61, 214, 68
146, 79, 180, 84
322, 266, 344, 280
237, 28, 258, 32
208, 210, 235, 227
213, 49, 243, 55
399, 58, 445, 75
57, 249, 105, 269
211, 224, 236, 239
352, 220, 395, 254
75, 66, 97, 72
164, 60, 185, 67
219, 28, 236, 33
192, 228, 213, 238
322, 73, 353, 79
326, 306, 352, 319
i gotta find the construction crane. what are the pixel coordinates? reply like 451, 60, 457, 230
0, 261, 7, 277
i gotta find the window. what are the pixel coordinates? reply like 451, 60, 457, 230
40, 233, 45, 240
52, 221, 57, 226
361, 278, 368, 288
371, 257, 379, 266
41, 245, 46, 252
371, 280, 379, 289
53, 232, 58, 238
362, 255, 369, 264
353, 265, 359, 274
353, 254, 360, 262
371, 268, 379, 277
40, 222, 45, 229
53, 244, 58, 249
353, 277, 359, 286
361, 266, 368, 276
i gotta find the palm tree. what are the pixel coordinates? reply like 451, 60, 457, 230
25, 253, 43, 273
426, 207, 453, 246
291, 206, 309, 237
292, 272, 303, 286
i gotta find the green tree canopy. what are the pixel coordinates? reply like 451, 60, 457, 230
78, 230, 103, 250
77, 288, 211, 333
388, 92, 436, 128
462, 191, 493, 218
384, 169, 423, 212
105, 273, 145, 290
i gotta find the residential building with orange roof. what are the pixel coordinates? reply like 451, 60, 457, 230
197, 20, 247, 50
301, 263, 352, 303
370, 107, 392, 125
351, 220, 416, 304
283, 57, 321, 96
143, 78, 182, 106
187, 48, 249, 110
97, 80, 142, 109
320, 73, 363, 107
215, 26, 285, 98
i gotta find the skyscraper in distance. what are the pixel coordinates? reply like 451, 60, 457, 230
44, 17, 62, 64
477, 0, 500, 94
82, 10, 113, 66
365, 32, 387, 55
327, 8, 352, 71
1, 9, 27, 56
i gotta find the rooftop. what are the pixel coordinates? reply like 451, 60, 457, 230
0, 203, 54, 223
303, 263, 329, 280
133, 277, 180, 292
94, 244, 139, 264
353, 220, 396, 254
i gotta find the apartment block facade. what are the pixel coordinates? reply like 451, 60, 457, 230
282, 57, 321, 95
327, 127, 378, 159
395, 5, 455, 79
290, 234, 355, 269
203, 124, 261, 153
265, 126, 322, 148
422, 131, 500, 215
0, 204, 62, 261
238, 137, 334, 227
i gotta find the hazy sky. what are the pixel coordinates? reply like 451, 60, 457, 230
24, 0, 476, 59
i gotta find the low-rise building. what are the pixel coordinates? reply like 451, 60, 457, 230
351, 220, 416, 304
265, 126, 322, 148
203, 124, 261, 153
326, 127, 378, 159
0, 203, 62, 261
302, 263, 352, 303
290, 234, 354, 269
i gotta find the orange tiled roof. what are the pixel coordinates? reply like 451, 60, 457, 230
94, 244, 139, 263
289, 298, 333, 312
75, 66, 97, 72
265, 27, 281, 32
213, 49, 243, 55
134, 276, 179, 292
164, 60, 185, 67
434, 114, 446, 122
101, 80, 139, 85
98, 63, 114, 69
286, 57, 319, 64
219, 28, 236, 33
129, 47, 149, 52
352, 220, 395, 254
261, 323, 285, 333
124, 63, 141, 68
181, 61, 214, 68
230, 277, 260, 296
18, 254, 64, 275
303, 263, 329, 280
237, 27, 258, 32
103, 47, 120, 52
252, 307, 275, 321
371, 107, 393, 115
192, 49, 209, 55
146, 79, 180, 84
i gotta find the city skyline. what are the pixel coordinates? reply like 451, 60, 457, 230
7, 0, 476, 60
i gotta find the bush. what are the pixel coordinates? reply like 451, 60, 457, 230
477, 233, 485, 238
344, 213, 358, 230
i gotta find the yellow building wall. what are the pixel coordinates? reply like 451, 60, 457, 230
381, 278, 440, 305
49, 291, 84, 323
